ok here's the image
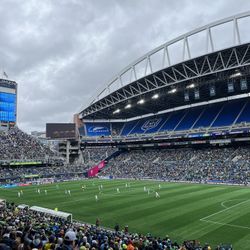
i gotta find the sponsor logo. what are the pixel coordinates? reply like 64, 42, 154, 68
141, 118, 161, 131
88, 126, 110, 133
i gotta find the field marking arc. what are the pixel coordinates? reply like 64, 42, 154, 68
200, 199, 250, 230
200, 199, 250, 221
220, 199, 247, 209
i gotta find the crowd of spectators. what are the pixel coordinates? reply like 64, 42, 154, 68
0, 131, 239, 249
1, 127, 249, 185
102, 147, 250, 184
0, 128, 118, 183
0, 164, 92, 184
0, 127, 56, 161
1, 144, 248, 185
0, 201, 221, 250
81, 147, 117, 165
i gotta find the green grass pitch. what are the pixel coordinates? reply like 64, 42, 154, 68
1, 179, 250, 249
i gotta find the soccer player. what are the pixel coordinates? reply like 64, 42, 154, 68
95, 195, 98, 202
117, 188, 120, 193
45, 190, 47, 195
68, 190, 71, 196
125, 183, 128, 188
38, 189, 40, 194
159, 184, 161, 189
100, 184, 103, 189
20, 190, 23, 195
17, 192, 20, 198
144, 186, 147, 192
155, 192, 160, 198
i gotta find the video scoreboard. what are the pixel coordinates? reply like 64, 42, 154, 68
0, 79, 17, 127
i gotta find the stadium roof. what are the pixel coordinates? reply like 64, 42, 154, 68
79, 12, 250, 121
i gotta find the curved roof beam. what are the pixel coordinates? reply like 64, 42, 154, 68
81, 11, 250, 113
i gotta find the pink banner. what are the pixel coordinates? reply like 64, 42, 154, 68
88, 166, 99, 177
18, 183, 32, 186
98, 160, 105, 170
87, 160, 106, 177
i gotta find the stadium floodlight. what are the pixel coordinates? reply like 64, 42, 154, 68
113, 109, 120, 114
230, 72, 242, 78
186, 83, 195, 89
137, 99, 145, 104
125, 104, 132, 109
152, 93, 159, 99
168, 88, 177, 94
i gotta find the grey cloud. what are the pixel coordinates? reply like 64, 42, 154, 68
0, 0, 248, 132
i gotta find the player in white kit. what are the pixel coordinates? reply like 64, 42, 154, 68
155, 192, 160, 198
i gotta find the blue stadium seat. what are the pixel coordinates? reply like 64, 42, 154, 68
211, 99, 245, 127
130, 115, 167, 134
129, 118, 147, 134
192, 103, 222, 129
120, 121, 138, 136
235, 101, 250, 124
175, 107, 203, 131
144, 116, 167, 133
159, 110, 186, 132
95, 98, 250, 137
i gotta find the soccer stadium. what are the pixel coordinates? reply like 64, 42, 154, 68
1, 11, 250, 250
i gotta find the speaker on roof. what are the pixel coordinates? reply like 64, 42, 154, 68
209, 84, 216, 97
228, 81, 234, 93
184, 90, 189, 101
194, 88, 200, 100
240, 79, 247, 90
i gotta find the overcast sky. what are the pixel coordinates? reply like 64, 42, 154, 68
1, 0, 250, 132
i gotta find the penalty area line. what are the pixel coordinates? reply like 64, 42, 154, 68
200, 218, 250, 230
200, 199, 250, 220
220, 199, 247, 209
200, 199, 250, 230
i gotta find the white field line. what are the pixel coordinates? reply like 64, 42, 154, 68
220, 199, 247, 209
200, 199, 250, 220
200, 199, 250, 230
201, 218, 250, 230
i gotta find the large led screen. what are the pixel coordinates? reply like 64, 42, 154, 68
0, 92, 16, 122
